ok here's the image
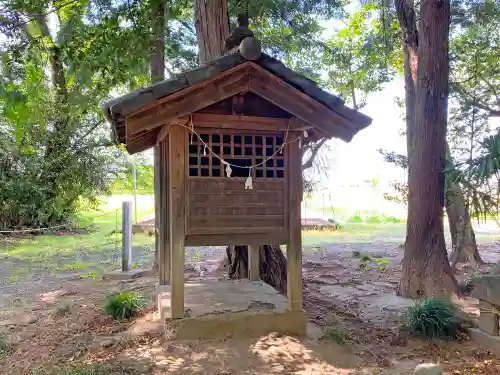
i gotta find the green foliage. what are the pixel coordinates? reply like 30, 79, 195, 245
319, 319, 350, 345
376, 257, 390, 271
0, 334, 14, 358
322, 3, 402, 108
110, 164, 154, 195
104, 290, 148, 321
406, 298, 464, 341
348, 211, 403, 224
0, 0, 131, 230
62, 365, 111, 375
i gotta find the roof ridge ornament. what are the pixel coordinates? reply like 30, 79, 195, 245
225, 13, 261, 60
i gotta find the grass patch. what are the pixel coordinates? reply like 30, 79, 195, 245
104, 290, 148, 321
0, 196, 155, 276
406, 298, 464, 341
302, 222, 407, 247
62, 365, 112, 375
0, 334, 14, 358
319, 322, 350, 345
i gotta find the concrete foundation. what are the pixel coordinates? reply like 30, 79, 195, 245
468, 328, 500, 358
157, 280, 307, 340
102, 269, 151, 280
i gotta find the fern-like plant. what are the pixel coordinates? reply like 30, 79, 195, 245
406, 298, 464, 341
104, 291, 148, 321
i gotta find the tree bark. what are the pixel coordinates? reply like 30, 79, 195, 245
395, 0, 459, 297
443, 143, 483, 268
446, 183, 482, 268
151, 0, 167, 272
194, 0, 230, 65
226, 245, 288, 293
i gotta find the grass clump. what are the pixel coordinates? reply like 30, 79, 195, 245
319, 320, 350, 345
104, 290, 148, 321
406, 298, 464, 341
0, 334, 14, 357
63, 365, 113, 375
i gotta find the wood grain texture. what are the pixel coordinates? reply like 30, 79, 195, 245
286, 133, 303, 312
248, 245, 260, 281
185, 231, 287, 246
158, 137, 170, 285
168, 125, 187, 319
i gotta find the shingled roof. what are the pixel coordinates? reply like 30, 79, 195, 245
101, 51, 372, 152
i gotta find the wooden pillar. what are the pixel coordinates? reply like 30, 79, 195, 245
248, 245, 260, 281
286, 136, 303, 312
169, 125, 187, 319
158, 137, 170, 285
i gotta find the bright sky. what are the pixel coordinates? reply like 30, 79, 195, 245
318, 6, 407, 189
323, 78, 407, 188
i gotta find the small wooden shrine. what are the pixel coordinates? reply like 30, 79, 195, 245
102, 36, 372, 333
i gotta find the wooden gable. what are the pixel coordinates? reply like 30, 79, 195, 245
122, 62, 366, 154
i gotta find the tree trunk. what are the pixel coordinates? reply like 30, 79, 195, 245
444, 142, 483, 268
226, 245, 288, 293
195, 0, 230, 65
396, 0, 459, 297
446, 181, 483, 268
194, 0, 288, 290
151, 0, 167, 272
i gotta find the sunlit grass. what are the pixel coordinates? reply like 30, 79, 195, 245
0, 196, 155, 277
302, 223, 407, 248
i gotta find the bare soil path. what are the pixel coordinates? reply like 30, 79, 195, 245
1, 227, 500, 374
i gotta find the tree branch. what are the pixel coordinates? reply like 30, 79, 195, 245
452, 82, 500, 117
302, 138, 327, 171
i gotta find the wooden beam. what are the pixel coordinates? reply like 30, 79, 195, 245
286, 133, 303, 312
127, 130, 159, 154
127, 68, 251, 138
185, 231, 288, 246
248, 245, 260, 281
248, 64, 355, 142
156, 117, 189, 145
191, 113, 313, 132
158, 137, 170, 285
168, 125, 187, 319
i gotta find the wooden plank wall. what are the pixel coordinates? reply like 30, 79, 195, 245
186, 178, 286, 235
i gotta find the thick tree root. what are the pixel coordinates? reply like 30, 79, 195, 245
226, 245, 287, 294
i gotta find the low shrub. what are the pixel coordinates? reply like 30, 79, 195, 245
0, 334, 13, 357
406, 298, 464, 341
104, 290, 148, 321
319, 323, 350, 345
349, 215, 363, 223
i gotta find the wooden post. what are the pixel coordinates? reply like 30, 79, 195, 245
248, 245, 260, 281
158, 137, 170, 285
122, 201, 132, 272
169, 125, 187, 319
286, 136, 303, 312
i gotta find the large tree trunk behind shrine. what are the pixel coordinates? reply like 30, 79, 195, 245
195, 0, 230, 65
395, 0, 459, 297
444, 143, 483, 268
446, 180, 483, 268
226, 245, 288, 293
195, 0, 289, 290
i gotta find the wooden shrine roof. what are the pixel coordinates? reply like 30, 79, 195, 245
101, 52, 372, 154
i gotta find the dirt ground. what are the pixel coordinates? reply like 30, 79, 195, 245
1, 234, 500, 374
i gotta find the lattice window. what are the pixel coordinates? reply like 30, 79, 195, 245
188, 133, 285, 178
